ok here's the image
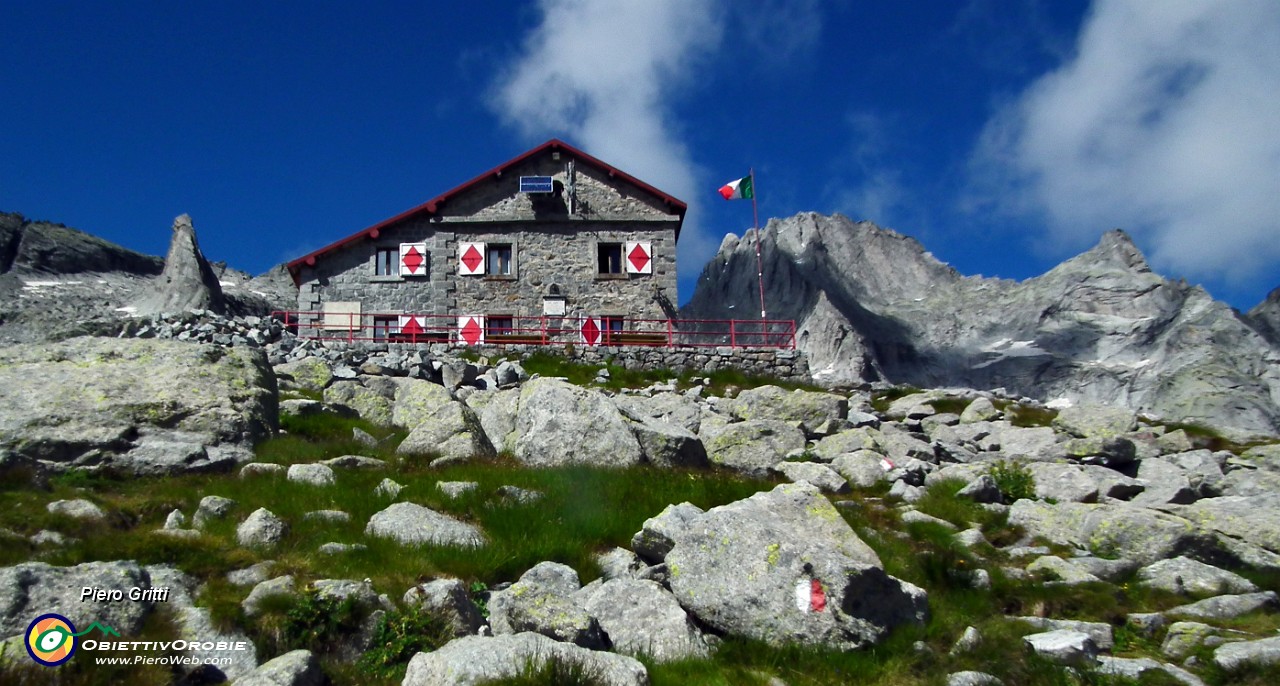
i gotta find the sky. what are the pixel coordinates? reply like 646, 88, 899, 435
2, 1, 1278, 311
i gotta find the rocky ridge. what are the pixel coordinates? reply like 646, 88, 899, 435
681, 213, 1280, 439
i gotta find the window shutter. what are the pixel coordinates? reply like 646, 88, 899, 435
457, 315, 485, 345
399, 243, 427, 276
458, 242, 486, 275
624, 241, 652, 274
579, 316, 602, 346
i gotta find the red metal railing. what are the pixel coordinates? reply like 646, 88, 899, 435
271, 311, 797, 350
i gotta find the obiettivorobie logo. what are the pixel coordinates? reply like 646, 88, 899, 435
25, 614, 119, 667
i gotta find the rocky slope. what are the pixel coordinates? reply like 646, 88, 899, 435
0, 212, 296, 345
682, 213, 1280, 439
1248, 286, 1280, 347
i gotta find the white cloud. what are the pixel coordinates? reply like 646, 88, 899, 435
972, 0, 1280, 288
489, 0, 726, 292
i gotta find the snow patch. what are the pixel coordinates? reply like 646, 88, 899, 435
1046, 398, 1074, 410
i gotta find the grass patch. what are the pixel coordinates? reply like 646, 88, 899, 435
1004, 403, 1059, 428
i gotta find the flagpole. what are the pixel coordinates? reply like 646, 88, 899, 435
751, 167, 766, 320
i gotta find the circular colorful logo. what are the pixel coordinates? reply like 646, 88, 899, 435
25, 613, 77, 667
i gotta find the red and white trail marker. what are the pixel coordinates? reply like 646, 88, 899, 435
458, 315, 484, 345
624, 241, 652, 274
795, 578, 827, 613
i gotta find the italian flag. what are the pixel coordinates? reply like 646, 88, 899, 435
719, 174, 754, 200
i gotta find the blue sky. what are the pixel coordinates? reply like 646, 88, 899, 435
2, 1, 1277, 311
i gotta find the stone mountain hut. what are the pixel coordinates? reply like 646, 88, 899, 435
285, 139, 685, 346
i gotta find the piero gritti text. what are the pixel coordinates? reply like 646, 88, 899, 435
81, 586, 171, 602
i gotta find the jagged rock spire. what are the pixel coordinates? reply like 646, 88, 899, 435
132, 214, 226, 315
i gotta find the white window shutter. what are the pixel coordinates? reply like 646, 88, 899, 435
579, 316, 602, 346
458, 242, 486, 275
399, 243, 427, 276
457, 315, 485, 345
624, 241, 652, 274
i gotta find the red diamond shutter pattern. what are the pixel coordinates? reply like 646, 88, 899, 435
397, 315, 423, 337
580, 316, 601, 346
458, 242, 485, 275
458, 315, 484, 345
625, 241, 652, 274
399, 243, 427, 276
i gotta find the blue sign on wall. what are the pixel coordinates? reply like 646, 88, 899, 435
519, 176, 554, 193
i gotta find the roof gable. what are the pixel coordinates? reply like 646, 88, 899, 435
287, 139, 686, 278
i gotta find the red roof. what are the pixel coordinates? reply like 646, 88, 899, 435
286, 139, 687, 282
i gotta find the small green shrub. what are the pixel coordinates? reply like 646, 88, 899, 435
356, 605, 453, 679
277, 586, 363, 655
987, 460, 1036, 502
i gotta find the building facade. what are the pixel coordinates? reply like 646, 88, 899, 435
286, 140, 685, 345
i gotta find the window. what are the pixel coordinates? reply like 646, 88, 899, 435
488, 244, 513, 276
374, 247, 399, 276
486, 316, 514, 336
597, 243, 623, 274
372, 315, 398, 341
602, 315, 625, 343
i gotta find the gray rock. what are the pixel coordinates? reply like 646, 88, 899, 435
1167, 591, 1278, 620
279, 398, 324, 418
193, 495, 237, 530
146, 565, 257, 680
773, 461, 850, 493
464, 388, 521, 453
1131, 458, 1199, 507
0, 338, 276, 472
131, 214, 226, 316
701, 419, 807, 476
237, 508, 289, 549
0, 561, 154, 638
437, 481, 479, 499
950, 626, 983, 656
233, 649, 324, 686
632, 502, 706, 562
1016, 617, 1113, 651
46, 498, 105, 520
495, 485, 542, 504
1026, 556, 1102, 586
242, 575, 297, 617
664, 483, 926, 649
1136, 556, 1259, 595
901, 509, 957, 530
956, 474, 1002, 503
1027, 463, 1099, 503
987, 425, 1061, 461
317, 542, 366, 555
324, 379, 395, 427
1213, 635, 1280, 672
321, 455, 387, 470
403, 578, 485, 638
374, 478, 404, 499
1175, 494, 1280, 554
240, 462, 285, 479
303, 510, 350, 524
960, 398, 1000, 424
1068, 556, 1139, 582
1161, 621, 1219, 659
616, 393, 704, 434
286, 463, 336, 487
1078, 464, 1144, 500
365, 502, 485, 547
812, 428, 879, 460
396, 391, 495, 462
724, 385, 848, 434
1022, 629, 1098, 667
596, 547, 646, 581
1007, 500, 1214, 566
624, 411, 709, 469
512, 378, 643, 467
164, 509, 186, 530
1052, 404, 1137, 439
487, 562, 605, 649
275, 358, 334, 394
830, 450, 893, 488
578, 578, 712, 662
948, 672, 1004, 686
1096, 656, 1205, 686
227, 561, 275, 587
402, 632, 648, 686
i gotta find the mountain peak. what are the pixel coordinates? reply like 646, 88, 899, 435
1087, 229, 1151, 272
